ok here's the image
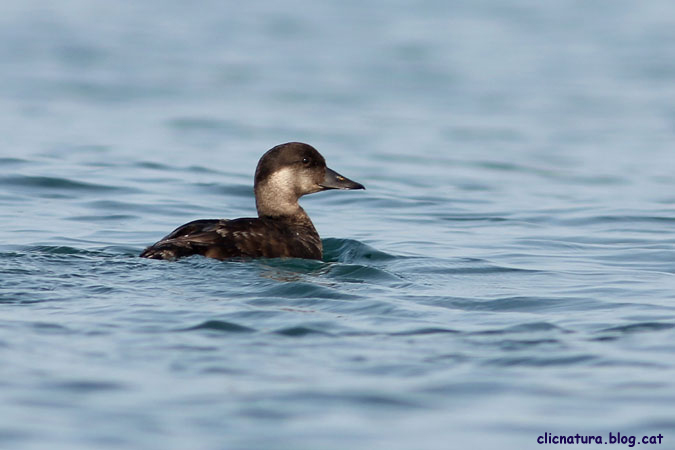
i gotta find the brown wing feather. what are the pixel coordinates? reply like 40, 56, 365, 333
140, 219, 230, 260
140, 218, 322, 260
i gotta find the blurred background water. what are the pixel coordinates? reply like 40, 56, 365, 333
1, 0, 675, 449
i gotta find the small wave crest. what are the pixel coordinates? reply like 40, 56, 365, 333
323, 238, 397, 263
0, 175, 130, 193
182, 320, 256, 333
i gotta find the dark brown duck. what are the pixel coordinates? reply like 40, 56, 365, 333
140, 142, 364, 260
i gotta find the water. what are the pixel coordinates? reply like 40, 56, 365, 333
1, 1, 675, 449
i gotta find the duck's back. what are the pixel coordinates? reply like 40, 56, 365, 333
140, 217, 323, 260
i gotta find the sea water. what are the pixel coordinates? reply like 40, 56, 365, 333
1, 1, 675, 449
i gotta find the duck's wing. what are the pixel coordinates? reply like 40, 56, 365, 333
140, 218, 278, 260
156, 219, 223, 242
141, 217, 323, 261
140, 219, 229, 260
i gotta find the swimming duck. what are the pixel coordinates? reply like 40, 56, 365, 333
140, 142, 364, 260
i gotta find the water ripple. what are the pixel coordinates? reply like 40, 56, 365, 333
610, 322, 674, 332
323, 238, 398, 263
0, 175, 132, 193
274, 326, 330, 337
486, 354, 597, 367
182, 320, 256, 333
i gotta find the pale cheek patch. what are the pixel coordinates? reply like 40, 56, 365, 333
256, 167, 301, 215
267, 167, 296, 192
268, 167, 318, 194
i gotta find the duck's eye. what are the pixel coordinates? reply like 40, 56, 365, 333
302, 157, 310, 165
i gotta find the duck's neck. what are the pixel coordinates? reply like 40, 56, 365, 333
254, 185, 322, 257
255, 188, 314, 227
257, 202, 312, 224
255, 186, 298, 215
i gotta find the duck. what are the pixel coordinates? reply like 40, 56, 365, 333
140, 142, 364, 260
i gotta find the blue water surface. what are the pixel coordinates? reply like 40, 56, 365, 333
1, 1, 675, 449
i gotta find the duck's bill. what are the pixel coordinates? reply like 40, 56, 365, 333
320, 167, 365, 190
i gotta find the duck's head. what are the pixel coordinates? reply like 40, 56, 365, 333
254, 142, 364, 218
